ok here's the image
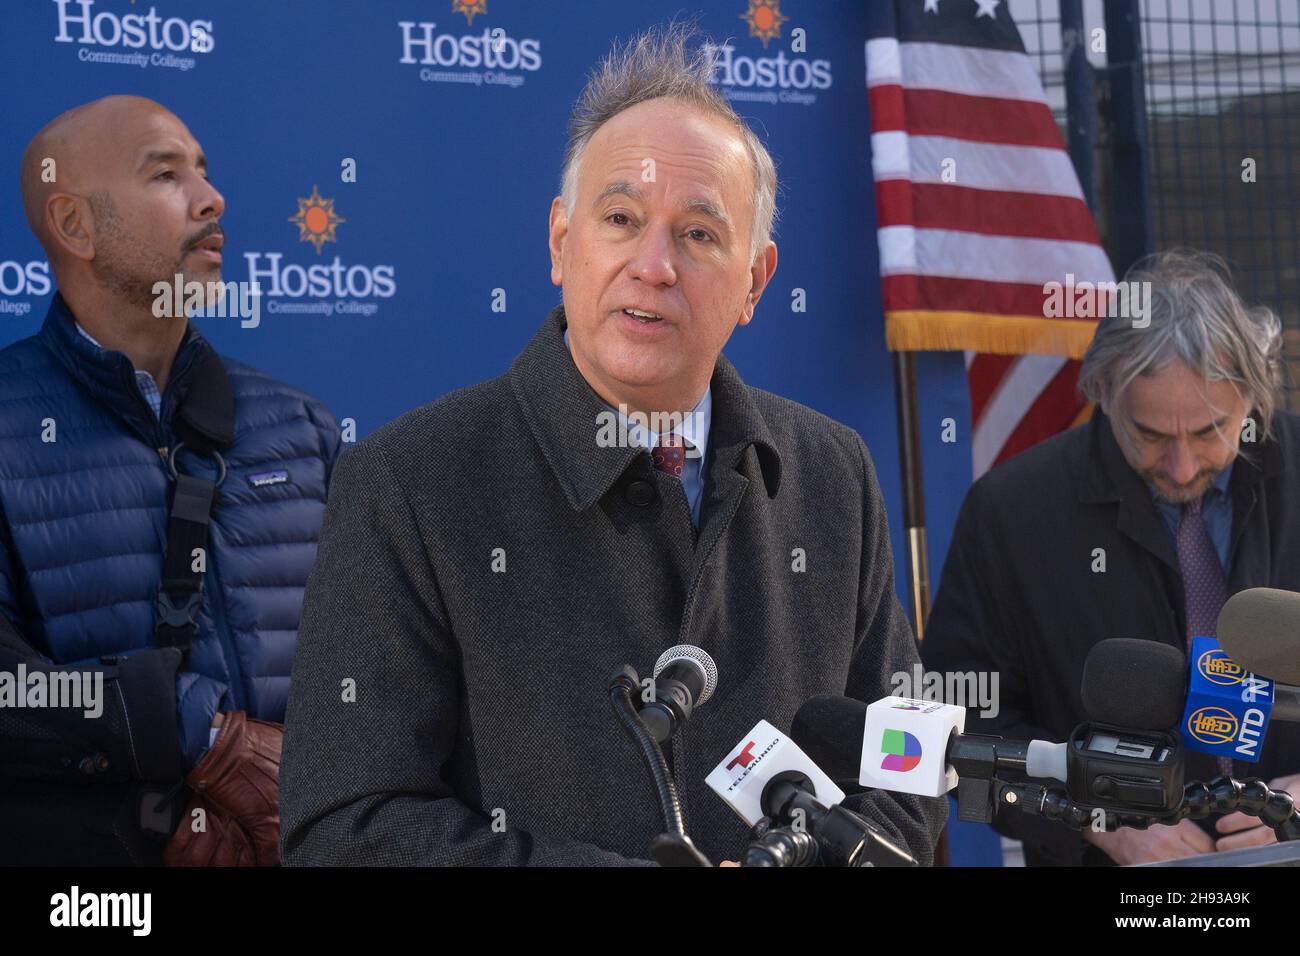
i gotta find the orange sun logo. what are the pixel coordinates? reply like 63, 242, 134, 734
453, 0, 488, 24
741, 0, 788, 48
288, 185, 346, 254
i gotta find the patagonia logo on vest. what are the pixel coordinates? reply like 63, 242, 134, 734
248, 469, 290, 489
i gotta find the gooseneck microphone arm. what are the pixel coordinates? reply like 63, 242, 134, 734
995, 774, 1300, 841
608, 666, 711, 866
742, 818, 821, 867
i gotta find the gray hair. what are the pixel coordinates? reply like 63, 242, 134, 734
1078, 249, 1284, 443
559, 21, 779, 262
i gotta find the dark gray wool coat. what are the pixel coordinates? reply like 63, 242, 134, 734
279, 305, 947, 866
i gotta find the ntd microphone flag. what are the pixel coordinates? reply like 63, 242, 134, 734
705, 720, 845, 827
859, 697, 964, 798
1181, 636, 1274, 763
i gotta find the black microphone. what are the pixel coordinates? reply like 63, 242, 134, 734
636, 644, 718, 744
1080, 638, 1187, 729
757, 772, 917, 867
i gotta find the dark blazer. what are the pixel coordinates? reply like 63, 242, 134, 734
279, 305, 948, 866
922, 407, 1300, 865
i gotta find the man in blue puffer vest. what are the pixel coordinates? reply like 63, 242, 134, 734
0, 95, 341, 865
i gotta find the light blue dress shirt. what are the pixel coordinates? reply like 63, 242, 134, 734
74, 321, 162, 420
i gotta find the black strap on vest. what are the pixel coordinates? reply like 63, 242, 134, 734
153, 348, 234, 663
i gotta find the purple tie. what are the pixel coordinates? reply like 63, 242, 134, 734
651, 433, 686, 479
1176, 495, 1234, 779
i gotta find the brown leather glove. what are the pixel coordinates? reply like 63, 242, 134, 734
164, 794, 257, 866
176, 711, 283, 865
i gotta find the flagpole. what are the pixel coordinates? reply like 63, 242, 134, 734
892, 351, 931, 640
893, 349, 945, 868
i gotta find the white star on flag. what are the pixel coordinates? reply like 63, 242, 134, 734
975, 0, 1000, 18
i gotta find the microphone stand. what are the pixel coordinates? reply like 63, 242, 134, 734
996, 775, 1300, 841
742, 818, 820, 867
741, 774, 919, 867
949, 731, 1300, 840
608, 666, 711, 867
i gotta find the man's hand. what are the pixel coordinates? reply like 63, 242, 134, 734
1083, 818, 1214, 865
1214, 772, 1300, 852
184, 711, 283, 865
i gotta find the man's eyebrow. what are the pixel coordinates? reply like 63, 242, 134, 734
682, 197, 732, 233
592, 181, 642, 206
1131, 416, 1226, 438
137, 150, 207, 173
592, 181, 733, 232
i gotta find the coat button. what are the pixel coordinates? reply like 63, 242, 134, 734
78, 757, 95, 775
94, 753, 110, 773
625, 480, 656, 507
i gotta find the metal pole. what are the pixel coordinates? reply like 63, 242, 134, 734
892, 351, 931, 639
1060, 0, 1098, 214
1104, 0, 1154, 274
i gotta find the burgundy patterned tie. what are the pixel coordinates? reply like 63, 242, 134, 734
651, 433, 686, 479
1176, 495, 1235, 778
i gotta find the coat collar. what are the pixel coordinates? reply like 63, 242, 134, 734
1078, 406, 1283, 570
509, 305, 782, 513
37, 291, 208, 443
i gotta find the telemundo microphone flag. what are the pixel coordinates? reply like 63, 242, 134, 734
866, 0, 1116, 477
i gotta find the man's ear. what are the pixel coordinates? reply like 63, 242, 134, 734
46, 194, 95, 262
738, 241, 778, 327
548, 196, 568, 287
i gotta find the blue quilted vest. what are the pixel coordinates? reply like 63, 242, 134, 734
0, 293, 341, 762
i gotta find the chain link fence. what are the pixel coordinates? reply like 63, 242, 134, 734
1012, 0, 1300, 410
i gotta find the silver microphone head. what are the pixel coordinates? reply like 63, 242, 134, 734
652, 644, 719, 706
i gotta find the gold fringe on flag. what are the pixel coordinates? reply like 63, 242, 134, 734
885, 310, 1099, 359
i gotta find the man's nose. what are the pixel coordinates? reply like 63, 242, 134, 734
1165, 439, 1199, 484
193, 177, 225, 221
627, 225, 677, 286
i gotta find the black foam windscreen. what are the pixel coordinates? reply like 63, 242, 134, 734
1081, 639, 1186, 729
790, 695, 869, 780
1218, 588, 1300, 686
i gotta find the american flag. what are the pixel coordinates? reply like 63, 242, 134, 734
866, 0, 1114, 477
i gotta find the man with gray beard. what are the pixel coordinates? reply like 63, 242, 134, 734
922, 250, 1300, 865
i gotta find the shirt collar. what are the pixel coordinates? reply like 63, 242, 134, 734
513, 306, 779, 512
73, 321, 157, 383
564, 328, 712, 463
